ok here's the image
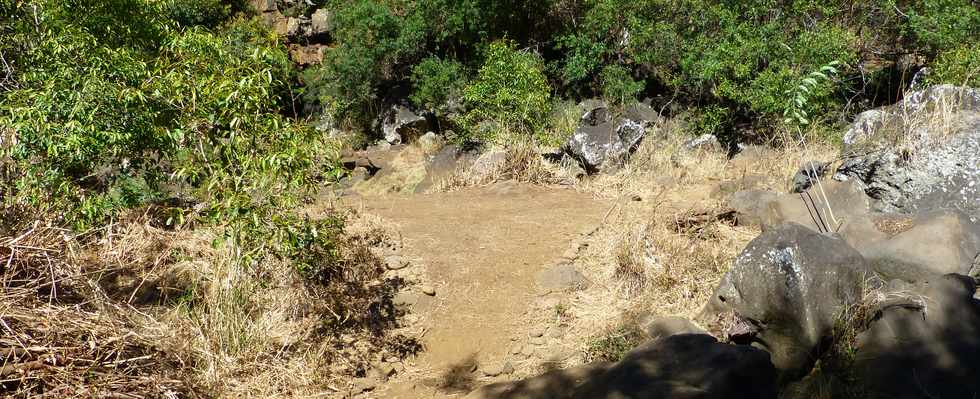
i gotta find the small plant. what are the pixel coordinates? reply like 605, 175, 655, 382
783, 61, 841, 128
554, 302, 571, 324
583, 325, 644, 362
783, 61, 841, 232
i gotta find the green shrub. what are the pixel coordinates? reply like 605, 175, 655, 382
409, 57, 467, 112
905, 0, 980, 55
686, 105, 733, 138
164, 0, 233, 28
0, 2, 334, 229
459, 41, 551, 141
600, 65, 643, 106
928, 44, 980, 87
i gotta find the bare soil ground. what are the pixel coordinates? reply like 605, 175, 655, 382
339, 181, 610, 398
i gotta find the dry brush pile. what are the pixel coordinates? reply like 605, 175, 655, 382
0, 209, 418, 397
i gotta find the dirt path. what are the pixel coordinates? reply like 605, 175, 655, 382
343, 181, 609, 398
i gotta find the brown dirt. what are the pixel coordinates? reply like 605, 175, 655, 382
340, 181, 610, 398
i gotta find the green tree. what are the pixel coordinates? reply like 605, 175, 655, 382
459, 41, 551, 141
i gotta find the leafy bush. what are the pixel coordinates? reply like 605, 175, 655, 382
301, 0, 407, 126
928, 44, 980, 87
600, 65, 643, 106
164, 0, 233, 28
409, 57, 467, 113
904, 0, 980, 55
0, 2, 334, 231
685, 105, 733, 138
459, 41, 551, 141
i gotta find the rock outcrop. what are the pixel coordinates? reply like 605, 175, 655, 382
572, 334, 777, 399
703, 223, 871, 379
380, 104, 433, 144
834, 85, 980, 219
562, 100, 659, 173
727, 179, 980, 283
853, 274, 980, 398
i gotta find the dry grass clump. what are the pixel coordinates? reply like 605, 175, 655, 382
583, 119, 837, 200
437, 140, 577, 190
854, 85, 978, 154
0, 208, 418, 397
0, 221, 195, 398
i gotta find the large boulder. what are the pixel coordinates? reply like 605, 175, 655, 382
728, 180, 870, 233
852, 210, 980, 282
843, 85, 980, 149
463, 362, 611, 399
703, 223, 871, 380
729, 181, 980, 283
571, 334, 778, 399
380, 104, 433, 144
562, 100, 658, 173
852, 274, 980, 398
834, 85, 980, 219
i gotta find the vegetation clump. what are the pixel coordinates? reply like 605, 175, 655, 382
301, 0, 979, 145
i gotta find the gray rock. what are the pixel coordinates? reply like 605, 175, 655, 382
381, 104, 432, 144
421, 284, 436, 296
528, 327, 545, 338
310, 8, 332, 34
855, 210, 980, 282
469, 149, 507, 177
464, 362, 610, 399
562, 100, 657, 173
834, 85, 980, 219
537, 262, 591, 292
704, 223, 871, 380
483, 361, 514, 377
415, 144, 477, 193
766, 180, 871, 234
842, 109, 888, 148
643, 316, 705, 341
417, 131, 443, 150
623, 102, 660, 126
790, 160, 829, 193
852, 274, 980, 398
728, 190, 779, 227
682, 134, 723, 152
385, 255, 408, 270
571, 334, 778, 399
285, 17, 310, 38
728, 180, 871, 234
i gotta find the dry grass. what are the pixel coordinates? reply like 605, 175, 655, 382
546, 119, 838, 367
0, 208, 416, 398
0, 221, 194, 398
856, 85, 977, 154
436, 139, 578, 191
